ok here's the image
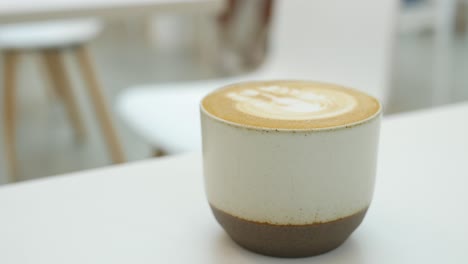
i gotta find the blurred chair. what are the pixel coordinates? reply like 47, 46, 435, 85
399, 0, 458, 105
399, 0, 435, 34
215, 0, 273, 73
1, 19, 124, 182
117, 0, 398, 155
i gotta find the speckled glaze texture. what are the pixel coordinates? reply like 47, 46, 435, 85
200, 82, 381, 257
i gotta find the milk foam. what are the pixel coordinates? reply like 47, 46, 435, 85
201, 81, 381, 130
226, 85, 357, 120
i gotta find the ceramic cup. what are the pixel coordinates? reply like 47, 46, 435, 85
200, 81, 381, 257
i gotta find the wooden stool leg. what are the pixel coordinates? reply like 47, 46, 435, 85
152, 148, 167, 158
73, 45, 125, 163
3, 51, 20, 182
41, 50, 86, 139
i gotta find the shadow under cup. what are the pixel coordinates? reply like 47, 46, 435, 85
200, 81, 381, 258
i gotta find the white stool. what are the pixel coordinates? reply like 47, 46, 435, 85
117, 0, 399, 156
1, 19, 125, 182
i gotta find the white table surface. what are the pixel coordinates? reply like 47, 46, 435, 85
0, 0, 225, 23
1, 102, 467, 263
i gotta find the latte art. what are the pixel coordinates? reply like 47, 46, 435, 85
226, 85, 357, 120
201, 81, 381, 130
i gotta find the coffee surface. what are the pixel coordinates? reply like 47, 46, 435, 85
201, 80, 380, 129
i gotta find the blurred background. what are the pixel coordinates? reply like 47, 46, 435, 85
0, 0, 466, 184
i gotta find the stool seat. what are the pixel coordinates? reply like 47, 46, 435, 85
117, 81, 222, 153
0, 19, 102, 50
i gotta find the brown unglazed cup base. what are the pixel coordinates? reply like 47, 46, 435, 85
210, 205, 368, 258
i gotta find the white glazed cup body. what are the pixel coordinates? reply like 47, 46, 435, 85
200, 102, 381, 257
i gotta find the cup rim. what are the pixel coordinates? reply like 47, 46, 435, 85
200, 80, 382, 132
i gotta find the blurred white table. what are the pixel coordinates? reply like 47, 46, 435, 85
0, 102, 467, 263
0, 0, 225, 23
